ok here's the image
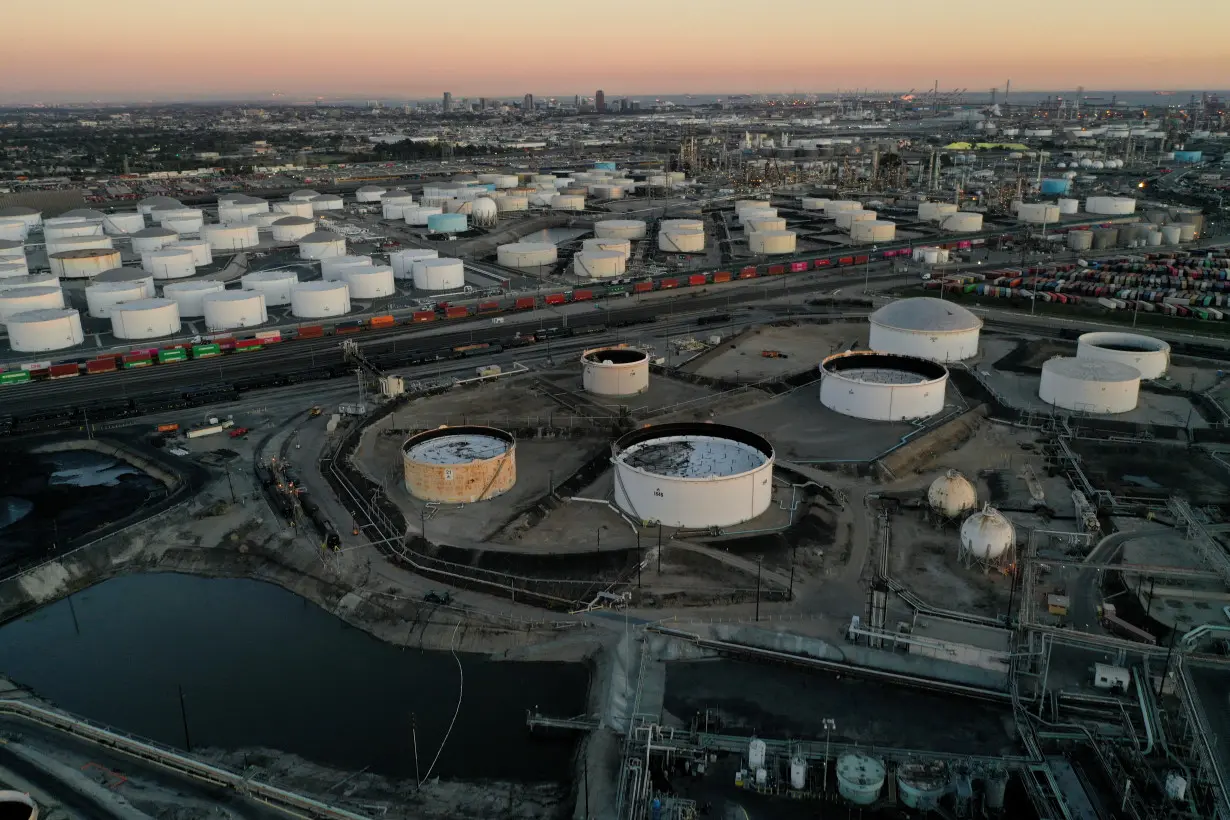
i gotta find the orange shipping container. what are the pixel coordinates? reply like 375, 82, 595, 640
370, 315, 396, 328
157, 423, 180, 433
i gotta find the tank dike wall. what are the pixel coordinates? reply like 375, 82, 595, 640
489, 446, 613, 542
30, 438, 180, 488
874, 405, 988, 481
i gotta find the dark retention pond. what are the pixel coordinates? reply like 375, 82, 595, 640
0, 574, 586, 781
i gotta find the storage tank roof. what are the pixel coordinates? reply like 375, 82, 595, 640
357, 185, 386, 192
870, 297, 982, 333
7, 307, 76, 323
131, 227, 177, 238
114, 298, 175, 310
301, 231, 343, 242
95, 267, 151, 282
405, 433, 511, 464
1044, 357, 1140, 382
61, 209, 107, 220
381, 189, 413, 198
290, 190, 319, 198
50, 248, 118, 259
0, 206, 39, 216
273, 216, 315, 226
138, 196, 181, 207
0, 240, 22, 250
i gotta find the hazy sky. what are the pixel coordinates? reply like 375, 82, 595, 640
2, 0, 1227, 102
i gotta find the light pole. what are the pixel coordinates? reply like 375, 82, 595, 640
822, 718, 836, 794
754, 554, 763, 621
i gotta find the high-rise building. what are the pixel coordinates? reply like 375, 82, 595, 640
595, 90, 606, 113
442, 91, 452, 113
524, 93, 534, 111
620, 98, 629, 113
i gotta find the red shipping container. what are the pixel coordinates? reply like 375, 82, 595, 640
445, 306, 469, 319
713, 271, 732, 283
853, 255, 869, 265
412, 311, 436, 323
477, 300, 501, 313
740, 266, 758, 278
633, 281, 653, 293
660, 278, 679, 289
767, 265, 786, 275
688, 274, 707, 286
572, 290, 594, 301
296, 325, 325, 338
514, 297, 536, 310
49, 363, 80, 379
838, 256, 855, 266
86, 359, 117, 374
814, 258, 832, 267
544, 293, 567, 305
790, 261, 809, 273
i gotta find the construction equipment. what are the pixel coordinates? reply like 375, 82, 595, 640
761, 350, 788, 359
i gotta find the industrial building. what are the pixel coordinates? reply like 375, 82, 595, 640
868, 298, 982, 362
402, 425, 517, 503
819, 351, 949, 421
581, 346, 650, 396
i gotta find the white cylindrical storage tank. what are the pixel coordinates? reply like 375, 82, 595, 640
0, 206, 42, 231
310, 194, 344, 212
49, 248, 122, 279
291, 281, 351, 318
1161, 225, 1182, 244
111, 298, 180, 339
1017, 203, 1061, 224
960, 505, 1016, 562
1076, 332, 1169, 380
1039, 357, 1140, 414
0, 219, 28, 242
86, 280, 149, 318
158, 209, 205, 235
735, 199, 772, 214
819, 351, 948, 421
356, 185, 387, 203
801, 197, 830, 211
851, 220, 897, 243
271, 216, 316, 242
202, 290, 268, 331
582, 238, 631, 259
659, 229, 705, 253
202, 223, 259, 251
612, 423, 774, 528
1147, 230, 1163, 247
7, 308, 84, 352
0, 260, 27, 279
582, 346, 649, 396
100, 212, 146, 235
44, 218, 104, 240
412, 258, 465, 291
137, 196, 182, 217
45, 235, 113, 256
390, 248, 439, 279
94, 267, 156, 296
869, 298, 981, 362
738, 207, 777, 226
298, 231, 346, 259
167, 239, 212, 267
382, 192, 416, 220
288, 190, 320, 203
824, 200, 862, 215
0, 240, 24, 262
1067, 230, 1094, 251
428, 212, 468, 233
0, 287, 64, 322
243, 211, 284, 229
942, 212, 983, 232
402, 425, 517, 503
837, 753, 886, 806
749, 230, 797, 255
129, 227, 179, 255
551, 194, 585, 211
574, 250, 626, 278
1178, 223, 1197, 241
320, 255, 373, 281
497, 243, 557, 268
918, 202, 959, 223
443, 199, 472, 215
162, 280, 225, 318
1057, 198, 1079, 215
273, 200, 314, 218
493, 195, 529, 213
595, 219, 647, 239
344, 265, 396, 299
143, 248, 197, 280
0, 273, 55, 292
834, 209, 871, 230
1084, 196, 1137, 215
403, 206, 443, 226
241, 269, 299, 306
745, 216, 788, 233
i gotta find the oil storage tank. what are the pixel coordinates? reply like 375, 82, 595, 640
819, 351, 948, 421
344, 265, 396, 299
94, 267, 156, 296
897, 762, 949, 812
749, 230, 797, 255
1076, 332, 1169, 380
574, 250, 626, 278
412, 258, 465, 291
836, 752, 886, 806
381, 191, 416, 220
611, 422, 775, 528
111, 298, 181, 339
918, 202, 959, 223
7, 308, 84, 352
0, 287, 64, 322
594, 219, 647, 239
356, 185, 387, 202
404, 206, 443, 226
298, 231, 346, 259
1067, 230, 1094, 251
582, 238, 631, 259
551, 195, 585, 211
658, 222, 705, 253
271, 216, 316, 242
99, 211, 146, 235
143, 247, 197, 279
46, 235, 113, 256
851, 220, 896, 243
1085, 196, 1137, 215
87, 280, 150, 318
291, 281, 350, 318
167, 239, 212, 267
241, 269, 299, 305
1017, 203, 1060, 224
391, 248, 439, 279
1039, 357, 1140, 414
942, 212, 983, 232
402, 426, 517, 503
869, 297, 981, 361
582, 346, 649, 396
49, 248, 121, 279
129, 226, 178, 254
0, 206, 41, 231
310, 194, 344, 212
158, 209, 205, 235
428, 212, 467, 234
498, 243, 557, 268
203, 223, 259, 251
273, 200, 314, 218
162, 280, 225, 317
0, 274, 57, 293
137, 196, 182, 217
0, 218, 28, 242
320, 255, 373, 280
203, 290, 268, 331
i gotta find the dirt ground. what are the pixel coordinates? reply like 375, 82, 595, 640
887, 511, 1014, 617
384, 379, 571, 429
1070, 439, 1230, 504
684, 320, 868, 381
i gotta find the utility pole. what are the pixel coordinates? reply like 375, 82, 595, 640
754, 554, 763, 621
177, 684, 193, 752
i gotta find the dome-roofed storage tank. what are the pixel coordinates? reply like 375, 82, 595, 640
0, 259, 27, 279
310, 194, 344, 212
658, 221, 705, 253
749, 230, 797, 255
111, 298, 181, 339
166, 239, 212, 267
356, 184, 387, 202
0, 287, 65, 322
271, 216, 316, 242
837, 752, 886, 806
851, 220, 897, 243
819, 351, 948, 421
241, 269, 299, 305
497, 243, 557, 268
582, 346, 649, 396
142, 247, 197, 280
87, 280, 150, 318
403, 206, 443, 226
49, 248, 121, 279
162, 280, 225, 318
551, 194, 585, 211
273, 200, 314, 218
0, 274, 57, 293
7, 308, 84, 352
344, 265, 396, 299
824, 200, 862, 216
928, 470, 978, 518
94, 266, 156, 296
835, 210, 874, 230
320, 255, 373, 281
291, 281, 351, 318
203, 290, 267, 331
869, 297, 982, 361
0, 239, 25, 261
402, 425, 517, 503
745, 216, 788, 234
942, 212, 983, 232
594, 219, 647, 239
288, 190, 320, 203
413, 258, 465, 291
574, 250, 626, 278
244, 211, 285, 229
137, 195, 182, 217
960, 504, 1015, 562
493, 195, 529, 213
1076, 332, 1169, 380
582, 237, 631, 259
44, 217, 104, 240
202, 223, 259, 251
391, 248, 439, 279
155, 207, 204, 234
1039, 357, 1140, 414
298, 230, 346, 259
612, 422, 774, 529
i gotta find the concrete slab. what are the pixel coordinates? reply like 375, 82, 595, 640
683, 321, 868, 381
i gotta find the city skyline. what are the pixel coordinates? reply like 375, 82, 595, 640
0, 0, 1227, 103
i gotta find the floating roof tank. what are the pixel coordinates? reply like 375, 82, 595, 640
402, 426, 517, 503
49, 248, 121, 279
298, 230, 346, 259
271, 216, 316, 242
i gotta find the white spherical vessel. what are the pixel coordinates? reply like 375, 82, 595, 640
273, 200, 314, 218
1084, 196, 1137, 216
111, 298, 181, 339
311, 194, 344, 212
129, 226, 178, 254
413, 258, 465, 291
202, 290, 268, 331
497, 243, 557, 268
1017, 203, 1061, 224
960, 504, 1015, 561
298, 231, 346, 259
573, 250, 626, 278
918, 202, 959, 223
1076, 332, 1169, 380
271, 216, 316, 242
819, 351, 948, 421
100, 211, 146, 235
582, 237, 631, 258
320, 255, 373, 281
851, 220, 896, 243
942, 212, 983, 232
356, 185, 387, 202
162, 280, 225, 318
594, 219, 647, 239
928, 470, 978, 517
291, 281, 351, 318
241, 269, 299, 305
837, 753, 885, 806
869, 298, 982, 362
93, 267, 156, 296
143, 248, 197, 280
582, 347, 649, 396
202, 223, 259, 251
344, 265, 396, 299
749, 230, 797, 255
45, 235, 113, 256
551, 194, 585, 211
612, 423, 774, 528
0, 287, 65, 322
166, 239, 212, 267
390, 248, 439, 279
471, 197, 499, 228
402, 426, 517, 503
87, 280, 149, 318
49, 248, 121, 279
1039, 357, 1140, 414
7, 308, 84, 352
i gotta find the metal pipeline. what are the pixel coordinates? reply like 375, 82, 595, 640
1131, 667, 1155, 756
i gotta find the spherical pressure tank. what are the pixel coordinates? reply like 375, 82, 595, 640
659, 229, 705, 253
311, 194, 344, 212
1057, 198, 1079, 215
111, 298, 181, 339
1085, 196, 1137, 215
46, 235, 113, 256
94, 267, 156, 296
100, 211, 147, 235
298, 231, 346, 259
0, 287, 65, 323
1067, 230, 1094, 251
582, 346, 649, 396
203, 223, 259, 251
851, 220, 897, 243
574, 250, 626, 278
749, 230, 798, 255
869, 297, 982, 362
918, 202, 959, 223
819, 352, 948, 421
960, 504, 1015, 561
837, 753, 886, 806
291, 281, 351, 318
412, 258, 465, 291
402, 426, 517, 503
746, 216, 788, 233
167, 239, 212, 267
582, 237, 632, 259
7, 308, 84, 352
595, 219, 647, 239
202, 290, 268, 331
1017, 203, 1061, 224
344, 265, 396, 299
928, 470, 978, 517
271, 216, 316, 242
273, 200, 314, 218
129, 226, 179, 255
1076, 332, 1169, 380
612, 423, 774, 528
1039, 357, 1140, 414
470, 197, 499, 228
143, 248, 197, 280
356, 185, 387, 203
241, 269, 299, 305
49, 248, 121, 279
162, 280, 225, 318
551, 194, 585, 211
498, 243, 557, 268
87, 280, 149, 318
427, 212, 468, 234
942, 212, 983, 232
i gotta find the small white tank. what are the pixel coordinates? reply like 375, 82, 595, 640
749, 230, 797, 255
50, 248, 121, 279
594, 219, 647, 239
928, 470, 977, 517
87, 280, 150, 318
298, 231, 346, 259
413, 258, 465, 291
271, 216, 316, 242
241, 269, 299, 306
960, 504, 1015, 561
390, 248, 439, 279
291, 281, 351, 318
574, 250, 626, 278
166, 239, 212, 267
129, 227, 179, 254
344, 265, 396, 299
110, 298, 181, 339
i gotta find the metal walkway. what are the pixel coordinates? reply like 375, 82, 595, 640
525, 711, 601, 732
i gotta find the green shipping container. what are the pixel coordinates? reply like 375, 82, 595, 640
1, 370, 31, 385
123, 358, 152, 369
158, 348, 187, 364
192, 344, 222, 358
605, 285, 628, 295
